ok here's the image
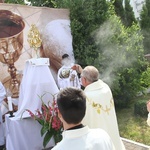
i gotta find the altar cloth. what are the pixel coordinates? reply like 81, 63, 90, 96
5, 114, 55, 150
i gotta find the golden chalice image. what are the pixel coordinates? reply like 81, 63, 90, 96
0, 10, 25, 98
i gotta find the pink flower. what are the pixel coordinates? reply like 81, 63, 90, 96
26, 109, 35, 118
52, 116, 62, 131
26, 95, 63, 148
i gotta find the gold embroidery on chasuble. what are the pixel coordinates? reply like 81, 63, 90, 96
87, 98, 114, 115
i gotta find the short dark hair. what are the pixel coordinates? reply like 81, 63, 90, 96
62, 54, 69, 59
57, 87, 86, 124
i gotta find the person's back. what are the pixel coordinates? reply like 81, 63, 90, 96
52, 87, 115, 150
53, 127, 114, 150
80, 66, 126, 150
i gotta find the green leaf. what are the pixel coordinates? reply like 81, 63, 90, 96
43, 131, 53, 148
41, 124, 49, 136
37, 119, 45, 126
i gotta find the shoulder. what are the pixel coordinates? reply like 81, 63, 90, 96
51, 142, 63, 150
89, 128, 109, 135
87, 128, 114, 149
88, 128, 112, 141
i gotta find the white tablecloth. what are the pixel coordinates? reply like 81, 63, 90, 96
5, 114, 55, 150
5, 58, 59, 150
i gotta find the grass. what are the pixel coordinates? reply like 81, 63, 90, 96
116, 93, 150, 146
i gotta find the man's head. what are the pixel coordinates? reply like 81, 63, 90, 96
57, 87, 86, 125
81, 66, 99, 87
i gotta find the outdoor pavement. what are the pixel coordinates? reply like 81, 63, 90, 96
44, 138, 150, 150
122, 138, 150, 150
43, 138, 150, 150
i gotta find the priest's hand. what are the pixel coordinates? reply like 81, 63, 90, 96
71, 64, 83, 74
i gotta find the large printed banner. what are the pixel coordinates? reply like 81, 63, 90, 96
0, 4, 73, 89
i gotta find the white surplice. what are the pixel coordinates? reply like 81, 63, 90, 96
52, 126, 115, 150
0, 82, 6, 145
147, 112, 150, 126
82, 79, 126, 150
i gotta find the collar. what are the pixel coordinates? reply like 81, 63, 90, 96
67, 124, 84, 130
62, 126, 89, 138
84, 79, 104, 92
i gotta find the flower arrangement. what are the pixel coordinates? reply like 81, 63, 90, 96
26, 93, 63, 148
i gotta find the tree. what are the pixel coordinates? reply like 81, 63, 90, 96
111, 0, 125, 24
69, 0, 109, 66
124, 0, 137, 27
111, 0, 137, 27
140, 0, 150, 54
94, 15, 148, 106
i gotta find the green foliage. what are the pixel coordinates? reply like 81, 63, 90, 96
111, 0, 137, 27
111, 0, 125, 22
68, 0, 110, 66
140, 0, 150, 54
4, 0, 58, 7
124, 0, 137, 27
140, 66, 150, 88
134, 100, 148, 117
4, 0, 25, 4
43, 131, 53, 148
140, 0, 150, 29
116, 93, 150, 145
94, 15, 147, 106
29, 0, 57, 7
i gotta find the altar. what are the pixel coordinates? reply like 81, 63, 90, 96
5, 58, 59, 150
5, 114, 55, 150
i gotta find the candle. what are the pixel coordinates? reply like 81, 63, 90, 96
7, 96, 13, 111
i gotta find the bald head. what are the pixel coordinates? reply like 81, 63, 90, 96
81, 66, 99, 83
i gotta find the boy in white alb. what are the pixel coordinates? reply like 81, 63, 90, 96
52, 87, 115, 150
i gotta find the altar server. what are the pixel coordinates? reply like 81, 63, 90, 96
52, 87, 115, 150
57, 54, 80, 89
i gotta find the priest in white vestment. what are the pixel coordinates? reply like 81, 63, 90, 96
52, 87, 115, 150
0, 82, 6, 148
79, 66, 126, 150
57, 54, 80, 90
147, 100, 150, 126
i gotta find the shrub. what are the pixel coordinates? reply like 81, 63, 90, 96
134, 100, 148, 117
